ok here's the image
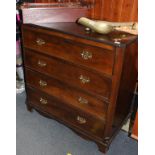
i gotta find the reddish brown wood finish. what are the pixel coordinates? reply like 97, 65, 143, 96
91, 0, 138, 22
103, 47, 125, 140
22, 28, 115, 75
32, 0, 138, 22
25, 68, 108, 119
113, 41, 138, 131
24, 49, 112, 100
22, 23, 137, 47
131, 111, 138, 140
22, 23, 138, 153
21, 2, 91, 23
27, 87, 106, 139
34, 0, 89, 3
110, 0, 124, 21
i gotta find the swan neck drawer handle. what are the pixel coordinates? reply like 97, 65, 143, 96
40, 98, 48, 105
78, 97, 88, 105
38, 60, 47, 67
79, 75, 90, 84
77, 116, 86, 124
81, 50, 92, 60
36, 38, 45, 46
39, 80, 47, 87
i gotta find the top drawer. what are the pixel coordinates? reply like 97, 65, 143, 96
22, 28, 115, 75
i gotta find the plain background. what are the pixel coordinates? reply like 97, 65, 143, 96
0, 0, 155, 155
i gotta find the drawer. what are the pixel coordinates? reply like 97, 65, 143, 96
27, 87, 105, 138
24, 49, 112, 100
25, 68, 108, 119
22, 28, 115, 75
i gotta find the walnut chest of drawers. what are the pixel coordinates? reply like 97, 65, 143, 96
22, 23, 138, 153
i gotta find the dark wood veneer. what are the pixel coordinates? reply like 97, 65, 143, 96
25, 68, 108, 119
22, 23, 137, 48
24, 49, 112, 100
23, 28, 115, 75
27, 87, 106, 139
22, 22, 138, 153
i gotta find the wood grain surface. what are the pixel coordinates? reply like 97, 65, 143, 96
29, 0, 138, 22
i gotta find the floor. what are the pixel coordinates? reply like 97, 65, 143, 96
16, 93, 138, 155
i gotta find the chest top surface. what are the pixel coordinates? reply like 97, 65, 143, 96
24, 22, 138, 47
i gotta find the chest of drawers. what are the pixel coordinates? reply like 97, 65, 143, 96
22, 23, 138, 153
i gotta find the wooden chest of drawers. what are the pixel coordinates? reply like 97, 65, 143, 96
22, 23, 138, 153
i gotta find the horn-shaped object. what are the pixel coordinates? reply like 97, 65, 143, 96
78, 17, 138, 35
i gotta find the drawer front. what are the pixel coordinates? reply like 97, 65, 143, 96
24, 49, 112, 100
25, 68, 108, 119
27, 87, 105, 138
22, 29, 115, 75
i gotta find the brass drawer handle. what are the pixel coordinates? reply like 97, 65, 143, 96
78, 97, 88, 105
77, 116, 86, 124
81, 50, 92, 60
40, 97, 48, 105
36, 38, 45, 46
79, 75, 90, 84
39, 80, 47, 87
38, 60, 47, 67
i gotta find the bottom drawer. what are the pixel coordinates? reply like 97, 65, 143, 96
27, 87, 105, 139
